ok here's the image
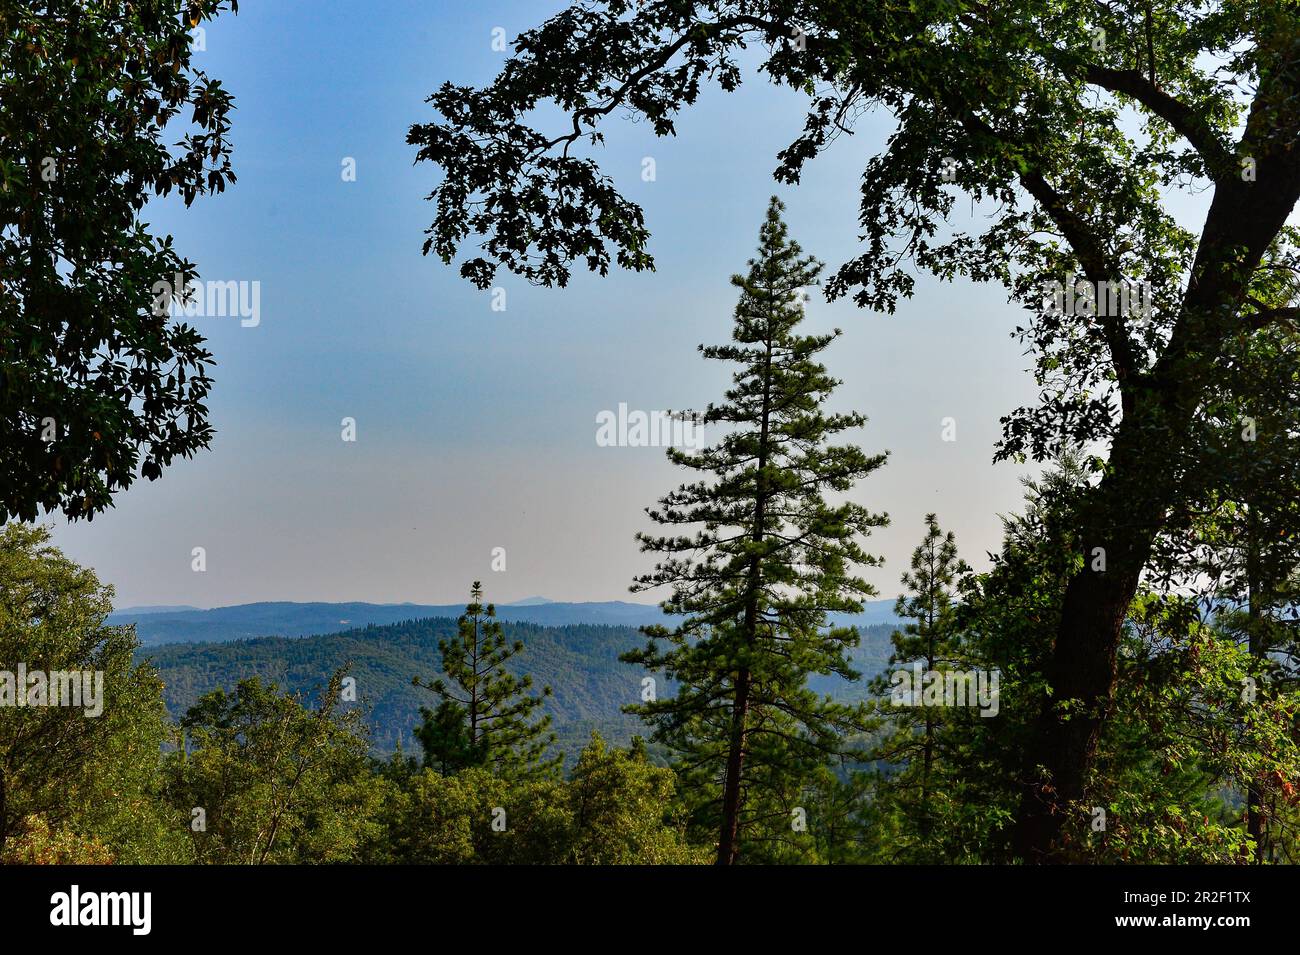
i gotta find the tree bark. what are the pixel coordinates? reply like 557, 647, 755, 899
1010, 468, 1152, 861
1011, 36, 1300, 855
717, 667, 752, 865
1012, 163, 1300, 861
717, 321, 775, 865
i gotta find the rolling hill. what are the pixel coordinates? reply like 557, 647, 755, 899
138, 615, 898, 762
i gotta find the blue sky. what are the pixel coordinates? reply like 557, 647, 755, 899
48, 0, 1040, 608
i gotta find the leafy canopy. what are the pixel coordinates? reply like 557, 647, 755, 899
1, 1, 238, 521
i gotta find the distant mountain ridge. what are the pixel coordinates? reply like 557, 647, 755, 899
110, 598, 899, 646
114, 604, 203, 616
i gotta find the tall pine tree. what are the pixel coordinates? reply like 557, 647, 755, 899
414, 583, 559, 779
868, 514, 971, 860
624, 197, 888, 865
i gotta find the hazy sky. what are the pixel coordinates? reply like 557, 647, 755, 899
47, 0, 1043, 609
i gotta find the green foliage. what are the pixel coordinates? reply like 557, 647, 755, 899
0, 523, 182, 863
414, 582, 559, 779
164, 673, 382, 864
0, 1, 239, 522
0, 813, 113, 865
565, 735, 706, 864
866, 514, 973, 862
415, 698, 475, 776
1070, 593, 1285, 863
625, 198, 888, 863
366, 762, 577, 864
416, 0, 1300, 860
1154, 320, 1300, 861
364, 734, 703, 864
139, 616, 689, 760
859, 455, 1300, 865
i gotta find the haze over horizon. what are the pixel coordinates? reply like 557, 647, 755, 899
6, 0, 1294, 879
44, 0, 1039, 609
111, 593, 904, 614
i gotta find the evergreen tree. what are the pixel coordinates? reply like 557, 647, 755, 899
888, 454, 1090, 862
940, 453, 1092, 861
624, 197, 888, 865
415, 699, 475, 777
868, 514, 971, 859
418, 0, 1300, 860
414, 583, 558, 779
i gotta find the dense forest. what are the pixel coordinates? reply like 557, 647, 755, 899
139, 615, 897, 759
3, 1, 1300, 869
4, 197, 1299, 864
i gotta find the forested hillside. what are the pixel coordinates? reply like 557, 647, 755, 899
140, 616, 897, 759
5, 0, 1300, 878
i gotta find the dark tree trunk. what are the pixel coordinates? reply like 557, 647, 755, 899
717, 667, 751, 865
1010, 49, 1300, 856
1010, 541, 1144, 860
1012, 167, 1300, 861
717, 327, 774, 866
